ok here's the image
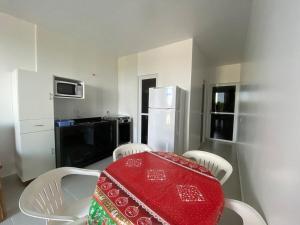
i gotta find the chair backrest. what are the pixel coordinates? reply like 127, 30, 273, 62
113, 143, 152, 161
225, 199, 267, 225
182, 150, 233, 185
19, 167, 100, 222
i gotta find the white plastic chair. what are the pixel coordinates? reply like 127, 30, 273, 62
224, 199, 267, 225
66, 217, 87, 225
183, 150, 233, 185
113, 143, 152, 161
19, 167, 101, 225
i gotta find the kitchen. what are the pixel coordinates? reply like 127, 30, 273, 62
12, 57, 195, 182
0, 18, 246, 223
1, 0, 299, 224
12, 70, 134, 181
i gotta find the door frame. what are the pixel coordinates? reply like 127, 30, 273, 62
138, 74, 158, 143
200, 80, 207, 144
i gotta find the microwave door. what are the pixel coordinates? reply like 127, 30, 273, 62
55, 81, 77, 97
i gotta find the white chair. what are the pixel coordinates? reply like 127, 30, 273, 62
19, 167, 101, 225
113, 143, 152, 161
224, 199, 267, 225
66, 217, 87, 225
183, 150, 233, 185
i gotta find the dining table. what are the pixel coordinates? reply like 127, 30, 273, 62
88, 151, 224, 225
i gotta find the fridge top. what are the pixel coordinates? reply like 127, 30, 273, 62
149, 86, 184, 109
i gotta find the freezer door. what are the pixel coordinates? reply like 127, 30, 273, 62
149, 86, 177, 109
148, 108, 176, 152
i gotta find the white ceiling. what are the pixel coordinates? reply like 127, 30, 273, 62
0, 0, 252, 65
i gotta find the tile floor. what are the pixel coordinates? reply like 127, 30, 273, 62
0, 143, 243, 225
202, 140, 243, 225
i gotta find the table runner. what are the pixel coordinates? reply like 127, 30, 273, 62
88, 152, 224, 225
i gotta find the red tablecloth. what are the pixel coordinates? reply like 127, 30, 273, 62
89, 152, 224, 225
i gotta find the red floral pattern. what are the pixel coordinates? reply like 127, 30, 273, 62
92, 152, 224, 225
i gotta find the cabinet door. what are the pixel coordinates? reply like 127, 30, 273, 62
20, 130, 55, 181
94, 122, 116, 155
17, 69, 54, 120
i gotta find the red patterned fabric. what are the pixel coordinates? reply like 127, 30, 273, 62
95, 152, 224, 225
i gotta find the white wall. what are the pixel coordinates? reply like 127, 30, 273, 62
0, 13, 118, 177
37, 27, 118, 119
238, 0, 300, 224
118, 54, 139, 142
189, 41, 207, 149
209, 63, 241, 84
118, 39, 194, 150
0, 13, 36, 176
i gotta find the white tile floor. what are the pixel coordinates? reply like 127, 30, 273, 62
0, 145, 243, 225
202, 141, 243, 225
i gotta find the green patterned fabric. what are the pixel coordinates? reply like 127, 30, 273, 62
88, 199, 117, 225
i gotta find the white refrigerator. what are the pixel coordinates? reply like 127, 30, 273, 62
147, 86, 185, 154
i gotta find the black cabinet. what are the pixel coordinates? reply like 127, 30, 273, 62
55, 119, 116, 168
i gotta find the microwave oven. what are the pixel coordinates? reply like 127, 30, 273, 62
55, 80, 84, 98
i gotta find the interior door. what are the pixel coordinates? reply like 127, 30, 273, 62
139, 76, 157, 144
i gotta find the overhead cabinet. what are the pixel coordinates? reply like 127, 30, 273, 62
13, 69, 54, 120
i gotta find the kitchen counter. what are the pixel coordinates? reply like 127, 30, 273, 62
55, 117, 117, 168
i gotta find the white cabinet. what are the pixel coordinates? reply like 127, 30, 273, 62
13, 69, 54, 120
19, 119, 54, 134
16, 130, 55, 182
12, 69, 55, 182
